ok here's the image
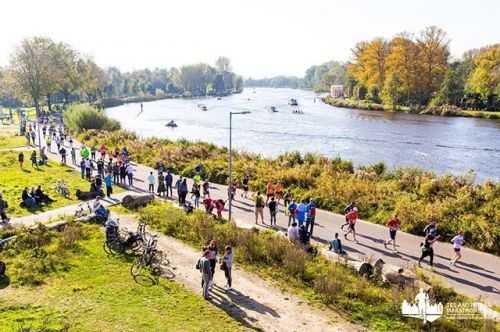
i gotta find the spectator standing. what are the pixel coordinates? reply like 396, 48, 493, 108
306, 199, 316, 236
268, 197, 277, 226
221, 246, 233, 290
165, 170, 173, 197
0, 193, 9, 224
197, 249, 212, 300
254, 191, 265, 224
147, 172, 155, 193
104, 172, 113, 198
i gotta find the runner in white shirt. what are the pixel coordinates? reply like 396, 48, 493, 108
450, 231, 465, 266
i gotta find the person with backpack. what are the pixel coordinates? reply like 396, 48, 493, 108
268, 196, 277, 226
197, 248, 212, 300
221, 246, 233, 290
254, 191, 265, 224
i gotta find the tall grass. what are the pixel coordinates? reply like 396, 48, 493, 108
78, 130, 500, 254
64, 104, 120, 134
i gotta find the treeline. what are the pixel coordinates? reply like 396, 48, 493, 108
0, 37, 243, 114
244, 61, 346, 92
347, 26, 500, 111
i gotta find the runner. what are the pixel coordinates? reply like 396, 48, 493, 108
450, 231, 465, 266
384, 214, 401, 252
254, 191, 265, 224
341, 201, 356, 231
418, 230, 439, 268
344, 207, 358, 242
274, 181, 284, 205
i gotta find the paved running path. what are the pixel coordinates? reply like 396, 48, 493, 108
37, 132, 500, 306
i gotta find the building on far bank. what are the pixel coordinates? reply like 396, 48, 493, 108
330, 85, 344, 98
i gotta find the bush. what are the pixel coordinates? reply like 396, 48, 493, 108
64, 104, 121, 134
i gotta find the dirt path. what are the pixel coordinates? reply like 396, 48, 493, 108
117, 214, 365, 332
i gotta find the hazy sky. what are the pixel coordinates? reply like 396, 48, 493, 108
1, 0, 499, 78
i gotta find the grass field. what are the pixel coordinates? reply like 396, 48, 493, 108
0, 124, 26, 149
0, 224, 246, 332
0, 151, 95, 217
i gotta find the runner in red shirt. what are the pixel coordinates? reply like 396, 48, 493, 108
384, 215, 401, 252
344, 207, 358, 242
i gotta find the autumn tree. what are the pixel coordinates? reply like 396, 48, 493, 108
466, 44, 500, 108
416, 26, 450, 104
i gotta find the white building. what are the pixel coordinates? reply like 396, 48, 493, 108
330, 85, 344, 98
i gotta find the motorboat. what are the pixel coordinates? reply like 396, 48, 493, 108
289, 98, 299, 106
166, 120, 178, 128
270, 106, 278, 113
197, 104, 208, 111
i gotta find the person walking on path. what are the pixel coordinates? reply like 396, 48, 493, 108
207, 240, 218, 288
60, 146, 67, 164
306, 199, 316, 236
265, 181, 274, 205
254, 191, 265, 224
221, 246, 233, 290
104, 172, 113, 198
197, 248, 212, 300
79, 159, 85, 179
344, 207, 358, 243
384, 214, 401, 252
191, 183, 201, 208
165, 170, 173, 198
18, 152, 24, 169
450, 231, 465, 266
85, 158, 92, 181
180, 179, 189, 205
287, 199, 297, 226
296, 200, 307, 227
157, 172, 166, 197
0, 193, 9, 224
30, 150, 37, 169
147, 172, 155, 193
241, 175, 249, 198
46, 136, 52, 153
175, 177, 183, 204
268, 196, 277, 226
71, 148, 76, 165
126, 163, 135, 187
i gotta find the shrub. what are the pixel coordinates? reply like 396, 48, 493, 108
64, 104, 121, 134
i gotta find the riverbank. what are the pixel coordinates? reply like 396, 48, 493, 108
97, 90, 244, 109
322, 96, 500, 119
78, 129, 500, 255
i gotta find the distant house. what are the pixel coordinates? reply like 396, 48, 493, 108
330, 85, 344, 99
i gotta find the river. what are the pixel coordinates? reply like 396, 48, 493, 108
106, 88, 500, 182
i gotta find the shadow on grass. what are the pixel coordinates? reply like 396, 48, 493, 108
0, 275, 11, 289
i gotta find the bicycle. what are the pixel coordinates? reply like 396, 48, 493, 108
103, 220, 145, 255
130, 235, 170, 277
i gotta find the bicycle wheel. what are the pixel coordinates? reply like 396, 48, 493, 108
130, 256, 144, 277
104, 238, 124, 255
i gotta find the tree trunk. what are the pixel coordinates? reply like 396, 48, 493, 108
46, 94, 52, 112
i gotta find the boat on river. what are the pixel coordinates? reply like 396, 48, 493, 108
197, 104, 208, 111
289, 98, 299, 106
165, 120, 178, 128
269, 106, 278, 113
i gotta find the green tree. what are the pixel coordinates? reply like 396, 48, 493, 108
382, 72, 404, 109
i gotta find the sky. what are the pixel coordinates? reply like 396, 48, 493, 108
0, 0, 499, 78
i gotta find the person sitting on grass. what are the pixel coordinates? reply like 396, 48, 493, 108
0, 193, 9, 224
287, 222, 300, 243
329, 233, 346, 255
21, 187, 37, 208
34, 185, 54, 204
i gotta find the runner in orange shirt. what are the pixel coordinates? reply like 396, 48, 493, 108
265, 181, 275, 205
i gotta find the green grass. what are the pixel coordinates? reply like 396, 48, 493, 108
0, 151, 93, 217
0, 224, 247, 332
0, 135, 26, 149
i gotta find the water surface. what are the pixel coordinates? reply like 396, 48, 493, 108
106, 88, 500, 182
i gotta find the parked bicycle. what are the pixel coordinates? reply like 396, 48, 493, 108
103, 219, 145, 255
130, 235, 170, 277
